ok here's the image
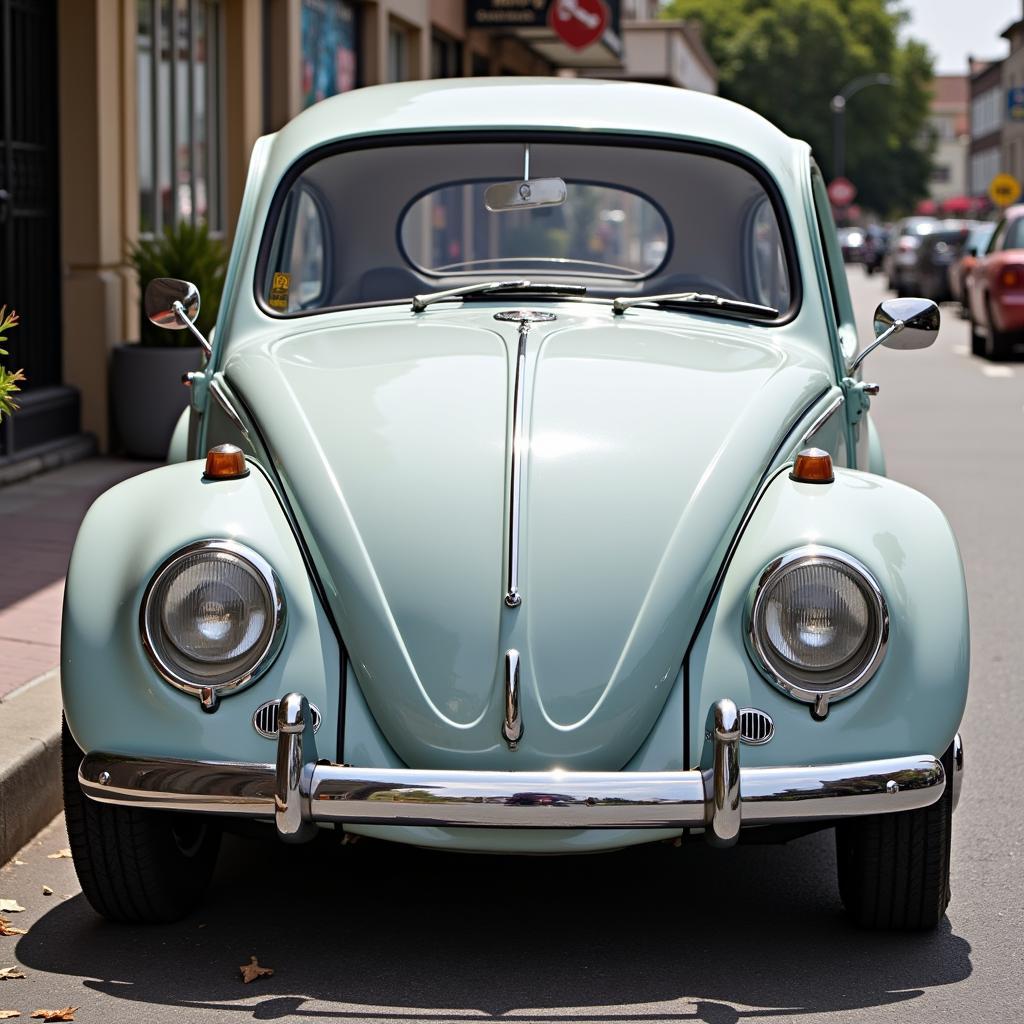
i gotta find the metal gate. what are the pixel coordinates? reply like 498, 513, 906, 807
0, 0, 73, 459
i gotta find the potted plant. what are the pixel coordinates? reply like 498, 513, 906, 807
0, 306, 24, 424
114, 222, 226, 458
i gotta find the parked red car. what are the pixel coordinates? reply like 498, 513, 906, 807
950, 222, 995, 315
967, 204, 1024, 358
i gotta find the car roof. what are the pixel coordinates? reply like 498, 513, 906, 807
264, 78, 805, 183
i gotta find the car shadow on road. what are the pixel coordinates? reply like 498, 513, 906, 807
16, 827, 971, 1022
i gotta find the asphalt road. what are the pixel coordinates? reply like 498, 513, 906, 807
2, 265, 1023, 1023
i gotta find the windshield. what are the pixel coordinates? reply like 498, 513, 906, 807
258, 138, 795, 318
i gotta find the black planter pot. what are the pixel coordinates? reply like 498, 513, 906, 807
111, 344, 202, 459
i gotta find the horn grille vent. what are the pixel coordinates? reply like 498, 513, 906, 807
253, 699, 322, 739
739, 707, 774, 746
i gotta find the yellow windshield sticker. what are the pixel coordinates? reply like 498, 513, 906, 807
268, 272, 291, 311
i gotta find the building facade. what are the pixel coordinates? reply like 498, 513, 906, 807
968, 57, 1004, 199
0, 0, 716, 466
1002, 8, 1024, 186
927, 75, 969, 204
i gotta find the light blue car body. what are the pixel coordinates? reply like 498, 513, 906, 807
64, 79, 968, 853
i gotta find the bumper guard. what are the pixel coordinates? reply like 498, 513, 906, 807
78, 695, 953, 847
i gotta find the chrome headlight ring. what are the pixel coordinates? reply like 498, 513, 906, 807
746, 545, 888, 719
140, 539, 286, 711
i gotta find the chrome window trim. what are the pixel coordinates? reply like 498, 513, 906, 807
800, 391, 844, 445
139, 539, 287, 711
746, 545, 888, 717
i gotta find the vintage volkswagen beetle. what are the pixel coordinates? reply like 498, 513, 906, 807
62, 79, 967, 929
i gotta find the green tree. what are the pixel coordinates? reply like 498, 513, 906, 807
662, 0, 935, 216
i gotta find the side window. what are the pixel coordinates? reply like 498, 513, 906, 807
1002, 218, 1023, 251
809, 164, 858, 363
746, 197, 791, 311
264, 188, 327, 312
987, 219, 1007, 254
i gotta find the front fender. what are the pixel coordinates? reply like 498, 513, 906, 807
688, 467, 968, 767
61, 461, 340, 762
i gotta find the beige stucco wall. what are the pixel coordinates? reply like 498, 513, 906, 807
58, 0, 136, 449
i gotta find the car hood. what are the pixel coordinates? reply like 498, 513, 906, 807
225, 306, 830, 770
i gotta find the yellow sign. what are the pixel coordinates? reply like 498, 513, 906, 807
989, 172, 1022, 207
267, 271, 291, 311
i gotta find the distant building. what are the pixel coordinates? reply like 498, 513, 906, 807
1002, 7, 1024, 185
585, 0, 717, 92
928, 75, 969, 204
968, 56, 1004, 198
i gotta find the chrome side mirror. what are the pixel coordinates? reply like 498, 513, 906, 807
143, 277, 211, 356
145, 277, 200, 329
850, 297, 939, 373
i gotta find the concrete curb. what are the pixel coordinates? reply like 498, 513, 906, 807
0, 669, 62, 865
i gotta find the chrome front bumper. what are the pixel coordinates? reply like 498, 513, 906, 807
78, 695, 956, 848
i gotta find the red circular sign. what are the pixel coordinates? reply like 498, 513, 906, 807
828, 177, 857, 207
548, 0, 609, 51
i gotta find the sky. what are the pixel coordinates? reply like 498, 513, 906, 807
901, 0, 1019, 74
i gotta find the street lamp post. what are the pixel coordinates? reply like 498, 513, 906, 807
831, 73, 893, 183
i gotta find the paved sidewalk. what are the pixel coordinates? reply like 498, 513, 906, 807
0, 457, 154, 700
0, 457, 155, 863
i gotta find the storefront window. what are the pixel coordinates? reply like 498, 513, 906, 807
431, 32, 462, 78
388, 21, 411, 82
137, 0, 223, 235
301, 0, 357, 108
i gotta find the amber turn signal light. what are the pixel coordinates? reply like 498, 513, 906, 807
790, 447, 834, 484
204, 443, 249, 480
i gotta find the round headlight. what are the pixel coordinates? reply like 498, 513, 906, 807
142, 541, 285, 707
749, 547, 887, 712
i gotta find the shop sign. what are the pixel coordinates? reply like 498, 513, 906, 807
467, 0, 550, 28
468, 0, 620, 47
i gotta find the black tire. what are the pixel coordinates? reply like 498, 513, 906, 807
985, 300, 1015, 360
970, 312, 985, 355
62, 719, 221, 923
835, 745, 953, 930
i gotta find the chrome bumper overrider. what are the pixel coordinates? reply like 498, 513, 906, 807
78, 695, 954, 848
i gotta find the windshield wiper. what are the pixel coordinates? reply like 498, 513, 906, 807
612, 291, 778, 319
412, 280, 587, 312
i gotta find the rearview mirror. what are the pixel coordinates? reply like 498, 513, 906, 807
145, 277, 200, 330
872, 297, 940, 350
485, 177, 567, 213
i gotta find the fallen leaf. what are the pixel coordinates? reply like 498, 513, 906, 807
0, 904, 23, 916
0, 920, 26, 938
40, 889, 51, 898
45, 851, 70, 861
239, 956, 273, 984
0, 1012, 19, 1019
0, 969, 24, 980
12, 862, 24, 867
31, 1011, 77, 1022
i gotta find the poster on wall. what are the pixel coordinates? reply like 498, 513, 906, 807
301, 0, 357, 108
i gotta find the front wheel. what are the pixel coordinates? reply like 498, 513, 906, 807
835, 745, 953, 930
985, 300, 1016, 360
62, 720, 221, 923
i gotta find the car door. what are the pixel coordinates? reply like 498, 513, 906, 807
970, 216, 1006, 327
